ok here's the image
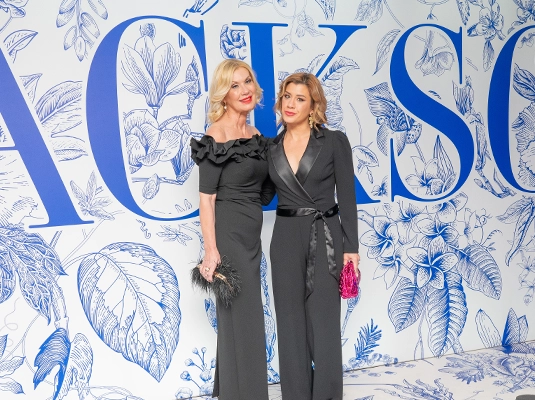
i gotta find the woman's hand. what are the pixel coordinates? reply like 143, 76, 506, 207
343, 253, 360, 275
200, 250, 221, 282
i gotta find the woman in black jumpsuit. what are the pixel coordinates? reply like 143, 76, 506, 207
190, 59, 273, 399
268, 73, 360, 399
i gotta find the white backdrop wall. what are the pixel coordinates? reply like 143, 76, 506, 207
0, 0, 534, 399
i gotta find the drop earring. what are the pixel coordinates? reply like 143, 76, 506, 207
223, 102, 227, 111
308, 114, 314, 129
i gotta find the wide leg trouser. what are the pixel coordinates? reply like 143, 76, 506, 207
270, 215, 343, 400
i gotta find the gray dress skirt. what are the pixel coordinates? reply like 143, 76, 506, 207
190, 134, 273, 400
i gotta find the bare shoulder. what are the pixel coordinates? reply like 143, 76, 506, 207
205, 124, 226, 143
249, 125, 262, 137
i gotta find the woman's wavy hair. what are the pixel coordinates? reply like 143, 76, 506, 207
207, 59, 263, 123
274, 72, 328, 130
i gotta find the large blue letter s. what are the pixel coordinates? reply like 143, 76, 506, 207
390, 25, 473, 202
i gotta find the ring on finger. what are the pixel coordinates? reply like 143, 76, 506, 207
204, 267, 210, 272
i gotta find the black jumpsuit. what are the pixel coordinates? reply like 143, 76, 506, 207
191, 134, 273, 399
267, 128, 359, 400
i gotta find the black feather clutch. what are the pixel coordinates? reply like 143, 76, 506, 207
191, 257, 241, 308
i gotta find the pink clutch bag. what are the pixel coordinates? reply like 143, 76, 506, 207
339, 261, 360, 299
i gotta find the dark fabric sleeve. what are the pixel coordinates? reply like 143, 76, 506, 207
332, 130, 359, 253
198, 158, 223, 195
260, 176, 276, 206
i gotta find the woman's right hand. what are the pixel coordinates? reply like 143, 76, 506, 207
200, 250, 221, 282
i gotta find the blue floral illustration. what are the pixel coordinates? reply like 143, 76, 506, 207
220, 24, 247, 60
371, 176, 388, 197
509, 0, 535, 33
0, 334, 24, 394
0, 0, 27, 33
376, 378, 453, 399
3, 29, 37, 62
453, 76, 515, 197
440, 308, 535, 392
178, 347, 215, 397
121, 25, 201, 202
56, 0, 108, 61
467, 0, 505, 71
414, 30, 455, 77
122, 29, 195, 119
512, 64, 535, 188
360, 193, 502, 358
364, 82, 422, 157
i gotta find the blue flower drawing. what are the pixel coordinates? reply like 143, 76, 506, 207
0, 0, 27, 33
220, 24, 247, 60
509, 0, 535, 34
178, 347, 215, 397
359, 192, 502, 358
364, 82, 422, 157
467, 0, 505, 71
415, 30, 455, 77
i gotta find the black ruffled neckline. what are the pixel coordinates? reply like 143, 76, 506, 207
190, 134, 268, 165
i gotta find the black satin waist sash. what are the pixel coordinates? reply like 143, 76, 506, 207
276, 204, 339, 298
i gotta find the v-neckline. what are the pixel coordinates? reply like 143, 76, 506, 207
282, 132, 311, 177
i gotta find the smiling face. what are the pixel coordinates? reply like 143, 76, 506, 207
223, 67, 256, 114
280, 82, 314, 128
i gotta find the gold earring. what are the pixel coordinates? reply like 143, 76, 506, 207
309, 114, 314, 129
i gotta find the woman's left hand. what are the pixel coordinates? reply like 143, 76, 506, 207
343, 253, 360, 274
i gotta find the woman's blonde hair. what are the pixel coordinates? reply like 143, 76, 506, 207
207, 59, 263, 123
275, 72, 328, 130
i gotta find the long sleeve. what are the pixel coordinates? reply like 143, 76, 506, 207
260, 176, 276, 206
332, 130, 359, 253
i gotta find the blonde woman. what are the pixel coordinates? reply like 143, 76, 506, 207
190, 59, 274, 399
268, 73, 360, 399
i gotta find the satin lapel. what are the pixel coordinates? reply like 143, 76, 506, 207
295, 128, 324, 185
270, 132, 313, 202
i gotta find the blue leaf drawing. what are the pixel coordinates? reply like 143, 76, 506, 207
497, 197, 535, 266
353, 319, 382, 362
482, 39, 494, 72
341, 293, 360, 337
0, 333, 24, 395
513, 64, 535, 102
33, 328, 70, 399
475, 309, 502, 348
315, 0, 335, 20
3, 29, 37, 62
322, 56, 359, 131
456, 243, 502, 299
353, 145, 379, 184
0, 227, 65, 322
355, 0, 384, 24
502, 308, 530, 352
71, 172, 114, 220
296, 12, 323, 38
376, 378, 453, 399
183, 57, 202, 118
57, 0, 108, 61
183, 0, 219, 17
20, 73, 42, 103
427, 272, 467, 357
374, 29, 400, 75
35, 81, 83, 136
0, 252, 16, 304
204, 298, 217, 333
77, 242, 181, 381
52, 137, 88, 161
56, 333, 93, 400
220, 25, 247, 60
388, 277, 426, 333
456, 0, 470, 25
0, 335, 6, 358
